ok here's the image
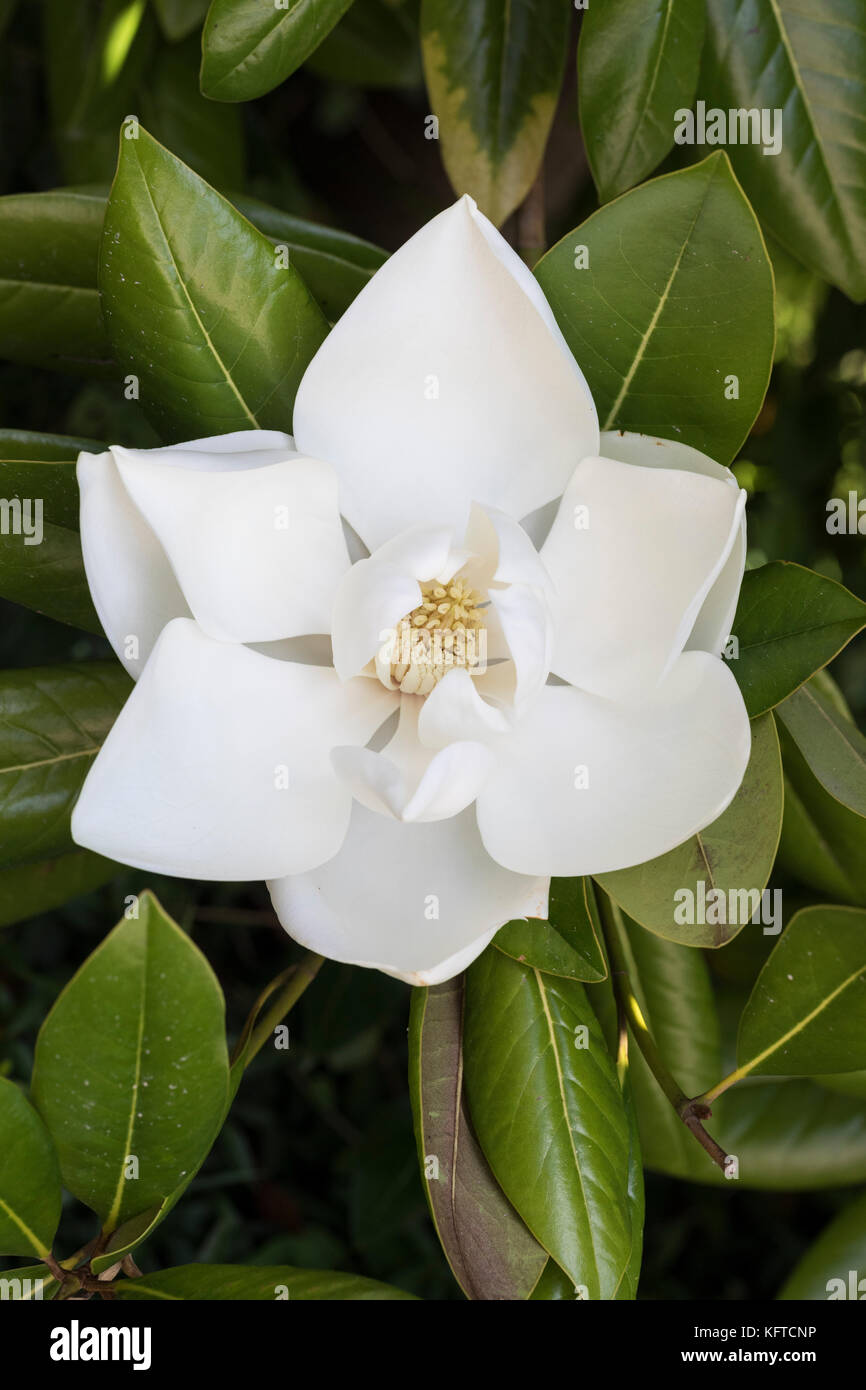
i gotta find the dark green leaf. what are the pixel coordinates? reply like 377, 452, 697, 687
702, 0, 866, 302
0, 1077, 62, 1259
776, 680, 866, 817
495, 876, 607, 980
421, 0, 570, 226
0, 662, 130, 869
464, 947, 634, 1299
100, 127, 328, 439
737, 905, 866, 1077
200, 0, 355, 102
139, 36, 245, 189
0, 850, 119, 930
31, 892, 229, 1231
90, 1201, 167, 1275
726, 562, 866, 717
307, 0, 421, 88
114, 1263, 416, 1299
535, 153, 774, 466
579, 0, 706, 201
0, 1264, 60, 1299
596, 713, 783, 947
408, 975, 547, 1300
778, 1190, 866, 1299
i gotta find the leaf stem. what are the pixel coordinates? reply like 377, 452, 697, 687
598, 892, 732, 1175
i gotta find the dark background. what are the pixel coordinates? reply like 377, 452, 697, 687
0, 1, 864, 1299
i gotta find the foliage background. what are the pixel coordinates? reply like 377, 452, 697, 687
0, 0, 864, 1299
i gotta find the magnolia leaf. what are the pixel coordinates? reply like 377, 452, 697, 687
200, 0, 355, 102
31, 892, 229, 1231
464, 947, 634, 1299
495, 876, 606, 981
421, 0, 570, 226
408, 975, 548, 1300
579, 0, 706, 201
778, 1191, 866, 1300
0, 850, 119, 930
0, 662, 130, 869
737, 905, 866, 1077
100, 127, 328, 439
535, 153, 774, 466
702, 0, 866, 302
115, 1263, 416, 1299
726, 562, 866, 718
596, 712, 783, 947
307, 0, 422, 88
775, 680, 866, 818
0, 1078, 62, 1259
153, 0, 209, 42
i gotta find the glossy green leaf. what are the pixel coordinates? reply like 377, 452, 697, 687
726, 562, 866, 717
597, 713, 782, 947
44, 0, 155, 184
200, 0, 355, 102
0, 190, 112, 375
408, 975, 547, 1300
0, 1078, 62, 1259
0, 1264, 60, 1300
421, 0, 570, 226
579, 0, 706, 202
100, 127, 328, 439
495, 876, 606, 981
593, 907, 866, 1188
140, 36, 244, 189
737, 905, 866, 1077
153, 0, 209, 41
90, 1201, 167, 1275
534, 153, 774, 466
115, 1263, 416, 1299
0, 429, 101, 525
464, 948, 634, 1299
776, 680, 866, 817
307, 0, 421, 88
31, 891, 229, 1230
0, 662, 130, 870
528, 1259, 579, 1299
702, 0, 866, 302
231, 193, 387, 321
0, 850, 119, 930
778, 1191, 866, 1299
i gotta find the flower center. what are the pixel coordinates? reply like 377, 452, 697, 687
385, 577, 487, 695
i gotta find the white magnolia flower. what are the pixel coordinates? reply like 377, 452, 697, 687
72, 196, 751, 984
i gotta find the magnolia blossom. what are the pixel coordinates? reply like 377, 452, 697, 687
71, 196, 751, 984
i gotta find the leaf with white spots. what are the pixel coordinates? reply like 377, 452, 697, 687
31, 891, 228, 1232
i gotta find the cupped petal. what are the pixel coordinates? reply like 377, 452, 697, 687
268, 803, 549, 985
418, 667, 511, 747
78, 431, 306, 676
71, 619, 396, 880
541, 453, 745, 701
77, 448, 190, 679
599, 430, 746, 656
476, 651, 751, 877
462, 502, 553, 594
485, 584, 552, 709
333, 695, 492, 821
292, 196, 599, 550
113, 446, 349, 645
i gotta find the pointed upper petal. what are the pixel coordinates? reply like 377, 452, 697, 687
292, 196, 599, 549
71, 619, 396, 880
475, 652, 751, 878
599, 430, 747, 656
541, 453, 745, 701
268, 802, 549, 985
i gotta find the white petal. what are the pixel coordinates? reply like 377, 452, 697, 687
71, 619, 396, 880
77, 449, 190, 678
486, 585, 552, 709
268, 803, 549, 984
541, 454, 745, 701
462, 502, 553, 593
599, 430, 746, 656
293, 196, 599, 550
333, 696, 492, 821
476, 651, 751, 877
418, 667, 511, 747
77, 431, 303, 676
331, 559, 421, 682
113, 446, 349, 644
